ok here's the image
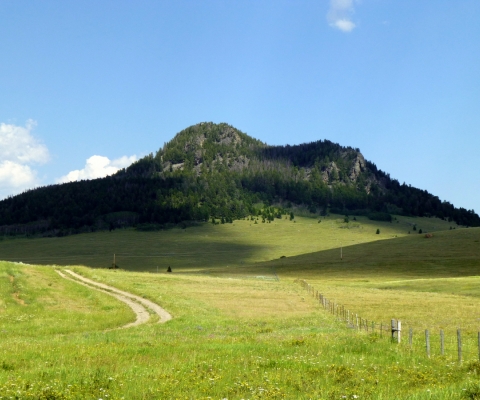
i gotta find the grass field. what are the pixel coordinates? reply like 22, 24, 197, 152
1, 215, 480, 399
0, 213, 458, 272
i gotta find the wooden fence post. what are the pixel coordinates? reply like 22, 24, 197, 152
391, 319, 396, 342
425, 330, 430, 358
397, 321, 402, 343
457, 329, 462, 364
380, 323, 383, 337
478, 332, 480, 361
356, 314, 359, 330
440, 330, 444, 356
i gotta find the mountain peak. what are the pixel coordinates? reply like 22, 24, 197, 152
1, 122, 478, 237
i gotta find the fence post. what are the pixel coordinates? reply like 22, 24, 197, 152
397, 321, 402, 343
356, 314, 359, 330
457, 329, 462, 364
478, 332, 480, 361
409, 328, 413, 349
391, 319, 396, 342
425, 330, 430, 358
440, 330, 444, 356
380, 323, 383, 337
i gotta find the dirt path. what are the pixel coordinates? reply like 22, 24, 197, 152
55, 269, 172, 329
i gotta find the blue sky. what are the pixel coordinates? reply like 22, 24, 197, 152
1, 0, 479, 214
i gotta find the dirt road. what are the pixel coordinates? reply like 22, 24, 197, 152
56, 269, 172, 329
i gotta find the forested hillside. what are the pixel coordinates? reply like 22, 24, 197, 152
0, 122, 478, 236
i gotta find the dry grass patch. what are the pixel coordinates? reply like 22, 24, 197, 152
74, 267, 316, 320
307, 284, 480, 333
188, 280, 316, 319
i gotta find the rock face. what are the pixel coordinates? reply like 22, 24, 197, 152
321, 162, 341, 184
349, 153, 366, 181
158, 122, 375, 188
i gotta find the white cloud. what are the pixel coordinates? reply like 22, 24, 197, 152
327, 0, 357, 33
0, 161, 38, 189
56, 154, 137, 183
0, 120, 49, 199
0, 119, 50, 164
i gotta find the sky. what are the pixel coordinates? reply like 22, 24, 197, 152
1, 0, 479, 214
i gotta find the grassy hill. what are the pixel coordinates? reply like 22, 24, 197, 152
0, 213, 458, 272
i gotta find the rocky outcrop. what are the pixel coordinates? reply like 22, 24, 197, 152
349, 153, 366, 182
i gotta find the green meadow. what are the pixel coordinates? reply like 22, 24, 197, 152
0, 213, 457, 271
1, 214, 480, 399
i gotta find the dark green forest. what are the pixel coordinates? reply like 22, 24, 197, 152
0, 122, 478, 236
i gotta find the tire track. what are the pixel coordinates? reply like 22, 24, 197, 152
55, 269, 172, 329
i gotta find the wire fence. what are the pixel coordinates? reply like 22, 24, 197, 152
300, 279, 480, 364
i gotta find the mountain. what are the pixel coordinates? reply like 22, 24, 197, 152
0, 122, 478, 236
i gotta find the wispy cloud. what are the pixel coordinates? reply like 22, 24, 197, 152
327, 0, 357, 33
56, 155, 137, 183
0, 120, 50, 199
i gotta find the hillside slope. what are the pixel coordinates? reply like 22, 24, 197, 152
0, 122, 478, 236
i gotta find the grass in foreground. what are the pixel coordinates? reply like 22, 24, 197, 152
2, 256, 480, 399
1, 220, 478, 399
